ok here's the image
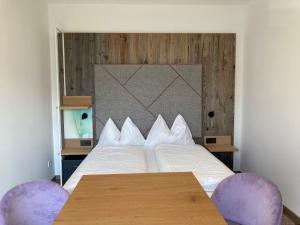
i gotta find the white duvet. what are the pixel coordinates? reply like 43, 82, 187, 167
63, 144, 234, 196
63, 145, 148, 193
154, 144, 234, 196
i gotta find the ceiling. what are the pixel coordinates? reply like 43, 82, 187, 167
47, 0, 252, 5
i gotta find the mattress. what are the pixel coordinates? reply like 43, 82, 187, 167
63, 144, 233, 196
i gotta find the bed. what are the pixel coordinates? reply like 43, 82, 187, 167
64, 144, 234, 197
63, 64, 234, 196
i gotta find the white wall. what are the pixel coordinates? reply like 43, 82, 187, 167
48, 3, 246, 174
0, 0, 54, 197
242, 0, 300, 215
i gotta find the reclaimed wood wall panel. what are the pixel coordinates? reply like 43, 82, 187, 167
61, 33, 236, 140
64, 34, 95, 96
57, 34, 64, 101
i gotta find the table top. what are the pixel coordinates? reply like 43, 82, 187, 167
53, 172, 227, 225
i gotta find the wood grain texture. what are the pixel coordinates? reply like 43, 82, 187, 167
64, 33, 95, 96
61, 33, 236, 141
61, 148, 92, 156
53, 172, 227, 225
57, 33, 65, 143
64, 139, 93, 149
204, 145, 238, 153
61, 96, 92, 108
204, 136, 232, 145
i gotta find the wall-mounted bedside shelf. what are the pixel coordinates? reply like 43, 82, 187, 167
61, 148, 92, 156
60, 106, 91, 110
60, 96, 92, 110
204, 145, 238, 153
59, 95, 94, 185
203, 136, 239, 170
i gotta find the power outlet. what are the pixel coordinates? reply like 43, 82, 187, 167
47, 160, 52, 168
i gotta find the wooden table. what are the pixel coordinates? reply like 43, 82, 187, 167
54, 172, 227, 225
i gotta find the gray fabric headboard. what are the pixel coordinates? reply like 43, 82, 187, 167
94, 64, 202, 138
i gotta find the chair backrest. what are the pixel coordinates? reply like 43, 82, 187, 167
211, 173, 282, 225
0, 180, 69, 225
0, 208, 4, 225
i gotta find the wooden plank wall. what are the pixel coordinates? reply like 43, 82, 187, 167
59, 33, 236, 141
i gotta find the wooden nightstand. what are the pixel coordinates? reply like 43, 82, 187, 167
61, 148, 92, 185
61, 140, 93, 185
204, 136, 239, 170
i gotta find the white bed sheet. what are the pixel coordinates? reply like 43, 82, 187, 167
154, 144, 234, 195
63, 144, 233, 197
63, 145, 149, 193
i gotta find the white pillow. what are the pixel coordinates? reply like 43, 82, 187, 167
145, 115, 176, 147
171, 114, 195, 145
97, 118, 120, 146
119, 117, 145, 145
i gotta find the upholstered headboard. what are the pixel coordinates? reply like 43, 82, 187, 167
94, 64, 202, 138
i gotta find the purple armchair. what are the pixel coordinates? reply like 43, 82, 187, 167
211, 173, 283, 225
0, 180, 69, 225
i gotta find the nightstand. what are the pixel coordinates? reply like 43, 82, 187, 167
60, 139, 93, 185
61, 148, 92, 185
204, 136, 239, 170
